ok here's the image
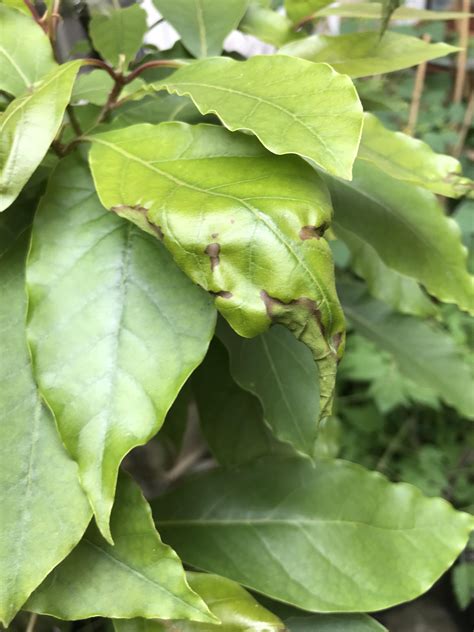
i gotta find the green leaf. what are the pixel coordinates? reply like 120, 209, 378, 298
27, 473, 214, 623
285, 0, 333, 23
280, 32, 459, 78
90, 4, 148, 68
239, 4, 297, 46
338, 280, 474, 418
0, 61, 81, 212
285, 613, 387, 631
359, 113, 473, 198
314, 2, 472, 20
151, 0, 249, 58
452, 561, 474, 610
72, 70, 115, 105
153, 457, 474, 612
88, 122, 345, 420
325, 161, 474, 314
111, 94, 204, 129
335, 225, 438, 317
26, 153, 216, 541
0, 0, 30, 14
0, 203, 91, 627
148, 55, 363, 179
217, 320, 320, 456
193, 337, 292, 466
0, 5, 56, 97
113, 572, 285, 631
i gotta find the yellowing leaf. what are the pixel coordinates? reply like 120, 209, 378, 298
359, 113, 473, 198
149, 55, 363, 179
89, 122, 345, 418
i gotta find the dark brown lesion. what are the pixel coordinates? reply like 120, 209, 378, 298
210, 289, 233, 299
111, 204, 164, 240
299, 223, 329, 241
205, 242, 221, 271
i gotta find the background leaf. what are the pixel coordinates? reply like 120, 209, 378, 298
26, 153, 216, 540
151, 0, 249, 58
339, 280, 474, 418
280, 32, 459, 78
89, 122, 344, 419
27, 474, 214, 623
90, 5, 148, 68
0, 204, 91, 627
313, 2, 472, 20
0, 61, 81, 212
154, 457, 474, 612
150, 55, 363, 179
359, 113, 472, 198
0, 5, 56, 97
285, 613, 386, 631
285, 0, 333, 23
325, 161, 474, 314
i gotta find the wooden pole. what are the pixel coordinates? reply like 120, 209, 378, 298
406, 34, 431, 136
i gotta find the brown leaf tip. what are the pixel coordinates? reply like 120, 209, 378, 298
299, 224, 328, 240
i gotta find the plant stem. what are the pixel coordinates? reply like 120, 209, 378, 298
406, 34, 431, 136
453, 0, 470, 104
453, 90, 474, 157
83, 58, 120, 81
124, 59, 184, 84
25, 613, 38, 632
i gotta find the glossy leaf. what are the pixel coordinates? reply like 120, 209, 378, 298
193, 338, 292, 465
314, 2, 472, 20
339, 280, 474, 419
152, 0, 248, 58
0, 205, 91, 627
149, 55, 363, 179
154, 457, 474, 612
113, 572, 285, 631
325, 161, 474, 314
89, 122, 345, 419
285, 613, 386, 631
0, 61, 81, 212
27, 474, 214, 623
72, 70, 115, 105
359, 113, 473, 198
240, 4, 297, 46
285, 0, 333, 22
90, 4, 147, 67
26, 153, 216, 540
335, 225, 438, 317
111, 94, 204, 129
217, 321, 320, 456
280, 32, 459, 78
0, 5, 56, 97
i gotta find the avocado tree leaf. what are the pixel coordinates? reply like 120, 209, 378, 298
285, 0, 333, 23
0, 5, 56, 97
90, 5, 148, 68
338, 280, 474, 418
0, 204, 91, 627
325, 161, 474, 315
148, 55, 363, 179
0, 60, 81, 212
88, 122, 345, 420
379, 0, 401, 37
153, 457, 474, 612
285, 613, 387, 631
113, 572, 285, 631
193, 337, 293, 466
71, 70, 115, 105
27, 473, 214, 623
313, 2, 472, 20
359, 114, 473, 198
110, 94, 204, 129
280, 32, 459, 78
335, 225, 438, 318
151, 0, 249, 58
26, 153, 216, 541
217, 320, 320, 456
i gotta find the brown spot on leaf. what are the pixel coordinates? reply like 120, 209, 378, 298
210, 290, 233, 299
211, 232, 219, 239
332, 332, 343, 352
299, 223, 328, 240
111, 204, 164, 240
205, 242, 220, 271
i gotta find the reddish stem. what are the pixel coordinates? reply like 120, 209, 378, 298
124, 59, 183, 84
